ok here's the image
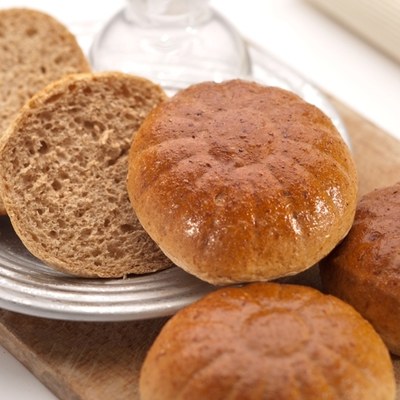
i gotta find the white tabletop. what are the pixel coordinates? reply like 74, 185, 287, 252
0, 0, 399, 399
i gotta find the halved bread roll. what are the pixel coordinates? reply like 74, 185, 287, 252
0, 72, 173, 277
0, 8, 91, 214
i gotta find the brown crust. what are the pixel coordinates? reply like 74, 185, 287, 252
127, 80, 358, 284
321, 182, 400, 354
140, 283, 395, 400
0, 7, 91, 215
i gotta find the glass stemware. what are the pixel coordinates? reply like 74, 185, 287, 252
90, 0, 251, 91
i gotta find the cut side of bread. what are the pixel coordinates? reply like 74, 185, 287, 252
0, 8, 91, 215
0, 72, 173, 278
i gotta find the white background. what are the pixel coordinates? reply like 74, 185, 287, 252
0, 0, 399, 398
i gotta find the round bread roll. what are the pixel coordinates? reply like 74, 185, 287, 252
321, 182, 400, 355
140, 283, 395, 400
127, 80, 358, 285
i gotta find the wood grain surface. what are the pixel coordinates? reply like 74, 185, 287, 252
0, 98, 399, 400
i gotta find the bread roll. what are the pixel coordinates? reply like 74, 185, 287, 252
321, 182, 400, 355
140, 282, 395, 400
127, 80, 358, 285
0, 8, 91, 215
0, 72, 173, 277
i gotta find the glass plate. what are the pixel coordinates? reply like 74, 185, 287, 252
0, 33, 350, 321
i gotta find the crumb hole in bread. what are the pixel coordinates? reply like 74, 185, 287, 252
44, 123, 53, 130
40, 66, 47, 74
30, 233, 39, 242
38, 110, 52, 120
91, 248, 101, 257
134, 94, 146, 105
96, 121, 106, 132
56, 147, 68, 161
80, 228, 92, 238
124, 113, 137, 121
105, 113, 113, 120
74, 209, 85, 218
97, 228, 104, 236
119, 84, 130, 98
104, 218, 110, 227
120, 224, 134, 233
51, 179, 62, 191
107, 158, 118, 167
107, 243, 122, 257
84, 120, 106, 134
36, 208, 44, 215
51, 126, 62, 134
59, 171, 69, 180
54, 55, 64, 65
94, 260, 102, 266
84, 120, 95, 130
45, 93, 63, 104
49, 230, 57, 238
22, 173, 33, 183
83, 87, 92, 95
38, 140, 49, 154
68, 84, 77, 92
57, 219, 66, 228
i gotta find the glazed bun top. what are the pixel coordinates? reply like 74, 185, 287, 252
127, 80, 358, 284
140, 283, 395, 400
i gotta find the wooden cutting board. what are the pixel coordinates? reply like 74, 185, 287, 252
0, 97, 399, 400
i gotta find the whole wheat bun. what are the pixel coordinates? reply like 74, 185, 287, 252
0, 72, 174, 277
321, 182, 400, 355
0, 8, 90, 215
140, 282, 395, 400
127, 80, 358, 285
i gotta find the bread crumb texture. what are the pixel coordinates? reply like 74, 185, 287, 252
140, 283, 395, 400
0, 8, 90, 214
321, 182, 400, 355
128, 80, 358, 284
0, 72, 173, 277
